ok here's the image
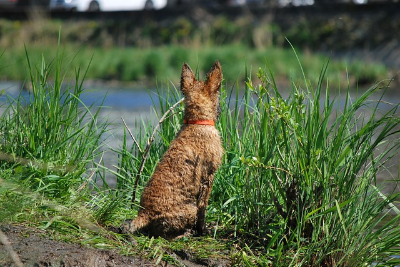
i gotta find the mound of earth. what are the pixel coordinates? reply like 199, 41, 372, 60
0, 225, 151, 267
0, 225, 229, 267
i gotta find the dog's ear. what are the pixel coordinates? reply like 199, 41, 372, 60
181, 62, 196, 95
205, 61, 222, 94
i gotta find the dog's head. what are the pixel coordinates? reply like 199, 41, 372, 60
180, 61, 222, 122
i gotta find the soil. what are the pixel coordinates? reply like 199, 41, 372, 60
0, 225, 229, 267
0, 225, 150, 267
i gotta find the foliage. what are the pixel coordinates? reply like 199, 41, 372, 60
0, 12, 398, 50
0, 44, 390, 88
0, 47, 107, 199
212, 61, 400, 265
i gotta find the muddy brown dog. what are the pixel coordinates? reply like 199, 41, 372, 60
125, 61, 223, 238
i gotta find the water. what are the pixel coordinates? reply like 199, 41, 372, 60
0, 81, 155, 110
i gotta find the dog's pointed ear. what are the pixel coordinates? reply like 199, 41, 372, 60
205, 61, 222, 94
181, 62, 196, 95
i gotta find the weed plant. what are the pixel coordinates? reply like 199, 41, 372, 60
115, 60, 400, 265
0, 15, 397, 52
0, 48, 107, 200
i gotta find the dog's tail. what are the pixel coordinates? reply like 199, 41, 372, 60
122, 214, 150, 234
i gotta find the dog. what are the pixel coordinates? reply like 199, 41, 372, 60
124, 61, 223, 238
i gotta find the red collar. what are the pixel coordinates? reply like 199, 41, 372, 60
183, 119, 215, 126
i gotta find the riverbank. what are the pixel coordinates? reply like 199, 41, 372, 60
0, 44, 394, 90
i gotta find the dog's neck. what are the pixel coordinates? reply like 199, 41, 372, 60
183, 119, 215, 126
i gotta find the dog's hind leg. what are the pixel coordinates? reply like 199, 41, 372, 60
122, 213, 150, 234
196, 176, 215, 235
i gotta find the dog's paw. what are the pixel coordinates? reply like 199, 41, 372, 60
120, 219, 133, 234
106, 223, 137, 244
118, 220, 138, 244
195, 227, 213, 237
172, 229, 194, 240
107, 225, 123, 234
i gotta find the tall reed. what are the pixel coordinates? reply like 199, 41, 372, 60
0, 48, 107, 200
212, 62, 400, 265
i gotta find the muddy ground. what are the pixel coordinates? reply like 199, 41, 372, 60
0, 225, 151, 267
0, 225, 229, 267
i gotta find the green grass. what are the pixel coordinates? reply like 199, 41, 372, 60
0, 15, 392, 88
0, 44, 390, 88
213, 65, 400, 265
0, 47, 108, 200
0, 47, 399, 266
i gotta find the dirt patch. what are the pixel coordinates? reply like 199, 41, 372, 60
0, 225, 230, 267
0, 224, 151, 267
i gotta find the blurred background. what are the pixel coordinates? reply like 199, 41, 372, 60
0, 0, 399, 87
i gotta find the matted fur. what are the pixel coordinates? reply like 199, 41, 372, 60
125, 61, 224, 238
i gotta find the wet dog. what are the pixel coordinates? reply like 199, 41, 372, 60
124, 61, 223, 238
